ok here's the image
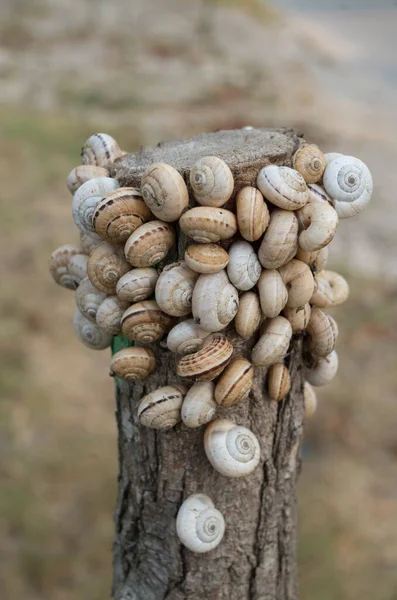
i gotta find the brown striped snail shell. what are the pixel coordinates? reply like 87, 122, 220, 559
176, 494, 225, 554
68, 253, 88, 286
257, 269, 288, 318
258, 209, 299, 269
93, 187, 152, 243
257, 165, 309, 210
297, 200, 338, 252
227, 241, 261, 291
67, 165, 109, 194
252, 316, 292, 367
267, 363, 291, 402
189, 156, 234, 207
204, 419, 260, 478
75, 277, 106, 323
292, 144, 326, 184
141, 162, 188, 221
137, 384, 187, 429
72, 177, 120, 234
155, 261, 199, 317
304, 382, 318, 419
323, 155, 373, 218
236, 186, 269, 242
282, 303, 311, 333
121, 300, 173, 344
81, 133, 123, 167
48, 244, 82, 290
73, 308, 113, 350
116, 268, 158, 303
109, 347, 156, 381
176, 334, 233, 380
234, 291, 262, 339
87, 242, 130, 294
179, 207, 237, 243
304, 350, 339, 386
306, 307, 338, 358
278, 259, 315, 308
124, 220, 175, 267
192, 270, 239, 333
96, 296, 130, 335
214, 359, 253, 407
181, 381, 217, 428
166, 318, 209, 355
184, 244, 229, 274
79, 231, 103, 255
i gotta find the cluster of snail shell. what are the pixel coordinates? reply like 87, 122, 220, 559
48, 132, 373, 554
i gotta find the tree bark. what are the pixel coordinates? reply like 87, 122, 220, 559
109, 127, 305, 600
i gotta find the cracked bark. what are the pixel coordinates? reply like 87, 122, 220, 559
109, 127, 305, 600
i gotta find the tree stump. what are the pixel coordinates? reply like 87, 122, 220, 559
109, 127, 305, 600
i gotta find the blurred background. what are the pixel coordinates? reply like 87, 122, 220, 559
1, 0, 397, 598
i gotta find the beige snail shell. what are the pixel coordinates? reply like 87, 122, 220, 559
267, 363, 291, 402
257, 269, 288, 318
68, 253, 88, 286
75, 277, 106, 323
166, 319, 209, 355
307, 183, 333, 205
96, 296, 130, 335
116, 268, 158, 303
155, 261, 199, 317
214, 359, 254, 407
176, 334, 233, 380
81, 133, 123, 167
324, 152, 343, 164
204, 419, 260, 478
179, 207, 237, 243
87, 242, 130, 294
292, 144, 327, 184
121, 300, 173, 344
278, 259, 315, 308
226, 241, 261, 291
79, 231, 103, 255
258, 209, 299, 269
141, 162, 188, 221
189, 156, 234, 207
311, 270, 349, 308
297, 200, 338, 252
184, 244, 229, 275
124, 220, 175, 267
137, 384, 187, 429
236, 186, 269, 242
192, 270, 239, 332
252, 316, 292, 367
306, 307, 338, 358
304, 350, 338, 386
72, 177, 120, 234
282, 303, 311, 333
181, 381, 217, 428
48, 244, 81, 290
176, 494, 225, 554
295, 246, 329, 272
304, 382, 318, 419
234, 291, 262, 339
67, 165, 109, 194
109, 347, 156, 381
257, 165, 309, 210
323, 155, 373, 218
73, 308, 113, 350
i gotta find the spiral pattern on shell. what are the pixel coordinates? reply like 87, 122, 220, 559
73, 309, 112, 350
204, 419, 260, 477
323, 155, 373, 218
189, 156, 234, 207
81, 133, 123, 167
176, 494, 225, 554
141, 162, 188, 221
87, 243, 130, 295
48, 244, 81, 290
72, 177, 120, 234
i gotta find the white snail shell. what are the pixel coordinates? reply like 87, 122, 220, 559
79, 231, 103, 255
167, 319, 209, 355
234, 291, 262, 339
176, 494, 225, 554
214, 359, 254, 407
181, 381, 217, 428
124, 220, 175, 267
184, 244, 229, 275
189, 156, 234, 207
304, 350, 339, 386
252, 316, 292, 367
192, 270, 239, 332
311, 270, 349, 308
278, 259, 315, 308
137, 384, 187, 429
257, 270, 288, 318
121, 300, 173, 345
67, 165, 109, 194
204, 419, 260, 478
179, 207, 237, 243
141, 162, 188, 221
297, 201, 338, 252
304, 382, 318, 419
257, 165, 309, 210
176, 334, 233, 380
73, 309, 113, 350
87, 242, 130, 294
75, 277, 106, 323
267, 363, 291, 402
68, 253, 88, 286
292, 144, 326, 184
96, 296, 130, 335
236, 186, 269, 242
109, 347, 156, 381
81, 133, 123, 167
116, 268, 158, 303
93, 187, 152, 243
306, 307, 338, 358
323, 155, 373, 218
282, 303, 311, 333
48, 244, 81, 290
155, 261, 199, 317
258, 209, 299, 269
226, 241, 261, 291
72, 177, 120, 234
307, 183, 333, 205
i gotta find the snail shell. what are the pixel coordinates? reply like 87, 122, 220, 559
81, 133, 123, 167
93, 187, 152, 243
311, 270, 349, 308
227, 241, 261, 291
214, 359, 254, 407
295, 246, 329, 272
292, 144, 326, 184
192, 270, 239, 332
96, 296, 130, 335
176, 334, 233, 380
116, 268, 158, 303
109, 347, 156, 381
324, 152, 343, 164
307, 183, 333, 205
73, 309, 112, 350
297, 201, 338, 252
204, 419, 260, 478
323, 155, 373, 218
189, 156, 234, 207
267, 363, 291, 402
87, 242, 130, 294
181, 381, 217, 428
304, 382, 318, 419
236, 186, 269, 242
72, 177, 120, 234
166, 319, 209, 355
252, 316, 292, 367
67, 165, 109, 194
75, 277, 106, 323
121, 300, 173, 344
155, 261, 199, 317
258, 209, 299, 270
124, 220, 175, 267
68, 253, 88, 286
278, 259, 315, 308
184, 244, 229, 274
306, 307, 338, 358
282, 303, 311, 333
141, 162, 188, 221
234, 291, 262, 339
304, 350, 338, 386
137, 384, 187, 429
48, 244, 81, 290
79, 231, 103, 255
179, 207, 237, 243
257, 270, 288, 318
176, 494, 225, 554
257, 165, 309, 210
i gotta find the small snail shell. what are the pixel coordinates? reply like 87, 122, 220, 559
124, 220, 175, 267
214, 359, 253, 407
67, 165, 109, 194
297, 201, 338, 252
177, 334, 233, 380
306, 307, 338, 358
68, 253, 88, 286
257, 165, 309, 210
73, 309, 112, 350
81, 133, 123, 167
236, 186, 269, 242
96, 296, 130, 335
179, 207, 237, 243
282, 303, 311, 333
295, 246, 329, 272
227, 241, 261, 291
257, 270, 288, 318
292, 144, 326, 184
141, 163, 188, 221
267, 363, 291, 402
323, 155, 373, 218
121, 300, 173, 344
155, 261, 199, 317
79, 231, 103, 255
72, 177, 120, 234
75, 277, 106, 323
204, 419, 260, 478
311, 270, 349, 308
304, 382, 318, 419
192, 270, 239, 333
137, 384, 187, 429
167, 319, 209, 355
323, 152, 343, 164
181, 381, 217, 428
48, 244, 81, 290
258, 209, 299, 269
116, 268, 158, 303
189, 156, 234, 207
93, 187, 152, 243
307, 183, 332, 205
252, 316, 292, 367
235, 291, 262, 339
176, 494, 225, 554
87, 242, 130, 294
304, 350, 338, 387
109, 347, 156, 381
184, 244, 229, 274
278, 259, 315, 308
